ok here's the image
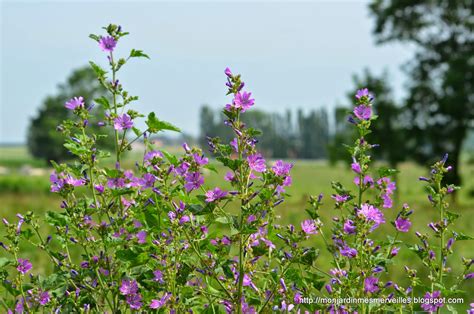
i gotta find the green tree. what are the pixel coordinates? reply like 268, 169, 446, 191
27, 66, 114, 162
369, 0, 473, 187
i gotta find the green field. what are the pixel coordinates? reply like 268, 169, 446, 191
1, 146, 473, 310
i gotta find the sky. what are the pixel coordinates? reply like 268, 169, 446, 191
0, 0, 413, 144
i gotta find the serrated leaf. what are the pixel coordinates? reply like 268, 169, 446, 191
129, 49, 150, 59
146, 112, 181, 133
89, 61, 107, 77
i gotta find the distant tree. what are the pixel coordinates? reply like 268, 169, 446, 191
28, 66, 114, 162
297, 109, 329, 159
328, 106, 354, 165
369, 0, 474, 187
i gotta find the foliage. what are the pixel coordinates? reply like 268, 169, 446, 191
369, 0, 474, 187
0, 25, 472, 313
27, 67, 115, 163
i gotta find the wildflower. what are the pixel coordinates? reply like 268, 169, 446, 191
224, 171, 235, 181
233, 91, 255, 112
340, 245, 357, 258
272, 160, 293, 176
343, 219, 356, 234
17, 258, 32, 274
301, 220, 318, 235
465, 273, 474, 279
230, 138, 238, 152
38, 291, 50, 305
184, 172, 204, 192
114, 114, 133, 130
351, 162, 361, 174
205, 187, 228, 202
354, 105, 372, 120
193, 153, 208, 166
355, 88, 370, 100
331, 194, 349, 203
391, 247, 400, 257
120, 279, 139, 296
179, 216, 190, 225
150, 293, 172, 309
394, 217, 411, 232
421, 291, 444, 312
126, 293, 142, 310
153, 270, 164, 283
65, 96, 84, 110
144, 150, 163, 165
364, 277, 379, 294
358, 203, 385, 231
224, 67, 232, 77
136, 231, 147, 244
98, 36, 117, 52
247, 154, 266, 172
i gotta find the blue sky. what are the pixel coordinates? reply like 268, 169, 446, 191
0, 0, 413, 143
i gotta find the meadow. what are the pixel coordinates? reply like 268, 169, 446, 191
1, 146, 473, 310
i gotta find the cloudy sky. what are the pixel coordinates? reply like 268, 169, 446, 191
0, 0, 413, 144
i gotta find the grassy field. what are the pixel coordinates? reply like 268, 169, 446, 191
1, 146, 473, 310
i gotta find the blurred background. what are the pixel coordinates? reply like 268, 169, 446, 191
1, 0, 473, 310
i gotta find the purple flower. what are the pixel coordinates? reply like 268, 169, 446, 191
272, 160, 293, 176
205, 187, 228, 202
120, 279, 139, 296
114, 114, 133, 130
394, 217, 411, 232
224, 67, 233, 78
301, 220, 318, 235
421, 291, 444, 312
144, 150, 163, 165
247, 154, 266, 173
464, 273, 474, 280
193, 153, 209, 166
331, 194, 349, 203
179, 215, 190, 225
391, 247, 400, 257
99, 36, 117, 52
65, 96, 84, 110
153, 270, 164, 283
39, 291, 50, 305
126, 293, 142, 310
364, 276, 379, 294
340, 245, 357, 258
136, 231, 147, 244
150, 293, 172, 309
353, 105, 372, 120
184, 172, 204, 192
351, 162, 361, 174
358, 203, 385, 231
343, 219, 356, 234
230, 138, 238, 152
355, 88, 370, 99
233, 91, 255, 112
17, 258, 32, 274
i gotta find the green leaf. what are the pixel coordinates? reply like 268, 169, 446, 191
454, 231, 473, 241
0, 257, 11, 268
94, 96, 110, 110
146, 112, 181, 133
378, 167, 399, 178
204, 164, 218, 174
89, 61, 107, 77
129, 49, 150, 59
45, 211, 68, 227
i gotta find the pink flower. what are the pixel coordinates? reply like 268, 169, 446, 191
358, 203, 385, 231
272, 160, 293, 176
364, 276, 379, 294
394, 217, 411, 232
354, 105, 372, 120
247, 154, 266, 172
233, 91, 255, 112
301, 220, 318, 235
205, 187, 228, 202
114, 114, 133, 130
17, 258, 32, 274
99, 36, 117, 52
65, 96, 84, 110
